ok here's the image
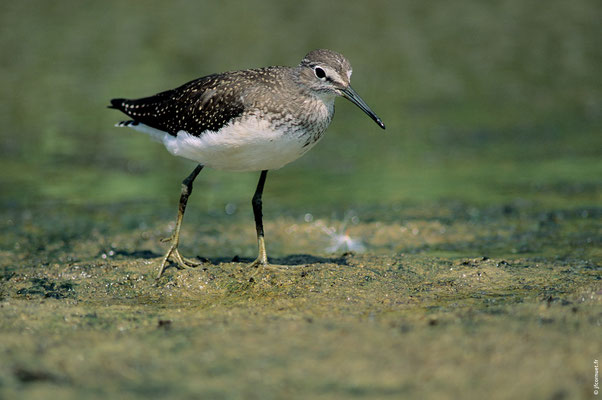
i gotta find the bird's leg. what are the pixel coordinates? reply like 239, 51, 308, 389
157, 164, 204, 278
249, 170, 269, 269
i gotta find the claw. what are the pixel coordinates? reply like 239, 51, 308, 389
248, 259, 290, 277
248, 257, 269, 269
156, 242, 203, 279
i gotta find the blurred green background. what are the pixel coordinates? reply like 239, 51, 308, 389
0, 0, 600, 213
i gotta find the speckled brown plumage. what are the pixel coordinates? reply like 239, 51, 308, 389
109, 50, 384, 142
111, 71, 250, 136
112, 66, 327, 138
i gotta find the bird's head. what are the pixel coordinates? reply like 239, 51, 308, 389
298, 49, 385, 129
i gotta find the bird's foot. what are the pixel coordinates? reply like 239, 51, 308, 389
160, 234, 176, 244
157, 242, 202, 279
248, 257, 290, 277
248, 256, 268, 270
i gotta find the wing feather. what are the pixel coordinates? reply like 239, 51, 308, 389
109, 73, 246, 136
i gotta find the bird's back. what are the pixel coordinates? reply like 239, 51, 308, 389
109, 67, 299, 137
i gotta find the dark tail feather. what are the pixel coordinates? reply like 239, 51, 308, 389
108, 98, 127, 110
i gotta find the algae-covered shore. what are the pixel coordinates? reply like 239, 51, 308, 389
1, 200, 600, 399
1, 1, 601, 399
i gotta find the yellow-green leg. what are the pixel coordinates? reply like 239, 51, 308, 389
157, 164, 204, 279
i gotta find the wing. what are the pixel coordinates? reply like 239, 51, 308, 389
109, 72, 247, 136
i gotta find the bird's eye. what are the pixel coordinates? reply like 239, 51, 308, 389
314, 67, 326, 80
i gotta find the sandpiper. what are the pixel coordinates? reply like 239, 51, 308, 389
109, 49, 385, 278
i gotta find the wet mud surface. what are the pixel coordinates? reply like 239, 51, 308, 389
1, 202, 600, 399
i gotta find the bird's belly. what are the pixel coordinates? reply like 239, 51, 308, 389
161, 117, 324, 172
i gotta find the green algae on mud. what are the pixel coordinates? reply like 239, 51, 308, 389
1, 259, 600, 399
1, 200, 601, 399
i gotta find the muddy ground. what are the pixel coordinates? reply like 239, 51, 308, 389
1, 202, 600, 399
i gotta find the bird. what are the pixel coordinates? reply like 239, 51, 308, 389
108, 49, 385, 278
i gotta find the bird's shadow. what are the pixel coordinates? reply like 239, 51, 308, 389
106, 249, 348, 267
202, 253, 348, 267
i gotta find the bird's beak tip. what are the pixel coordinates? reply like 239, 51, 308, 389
341, 87, 386, 130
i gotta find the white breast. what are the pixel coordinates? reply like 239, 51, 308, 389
124, 115, 325, 172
